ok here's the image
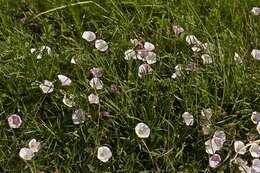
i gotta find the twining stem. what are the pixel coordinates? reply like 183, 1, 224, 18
33, 1, 107, 19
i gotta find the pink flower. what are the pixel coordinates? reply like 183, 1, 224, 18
209, 154, 221, 168
90, 67, 104, 78
100, 111, 109, 117
7, 114, 22, 129
109, 84, 118, 93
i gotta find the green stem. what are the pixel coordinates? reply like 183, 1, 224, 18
33, 1, 107, 19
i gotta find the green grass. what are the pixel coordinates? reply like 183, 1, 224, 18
0, 0, 260, 172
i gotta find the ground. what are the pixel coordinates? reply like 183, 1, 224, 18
0, 0, 260, 172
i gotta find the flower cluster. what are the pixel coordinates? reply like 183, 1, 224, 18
19, 139, 41, 161
205, 131, 226, 168
124, 39, 157, 78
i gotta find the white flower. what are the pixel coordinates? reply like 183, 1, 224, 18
58, 75, 72, 86
95, 39, 108, 52
145, 52, 157, 64
201, 54, 213, 64
257, 123, 260, 134
213, 131, 226, 143
186, 35, 202, 46
72, 109, 86, 125
251, 112, 260, 124
205, 139, 217, 154
182, 112, 194, 126
89, 78, 103, 90
28, 139, 41, 153
251, 7, 260, 15
135, 122, 150, 138
173, 25, 184, 35
234, 52, 243, 64
138, 64, 152, 78
249, 143, 260, 158
201, 108, 212, 120
7, 114, 22, 129
144, 42, 155, 51
82, 31, 96, 42
130, 38, 139, 46
97, 146, 112, 162
62, 94, 75, 107
234, 141, 246, 155
40, 46, 51, 55
191, 46, 201, 52
39, 80, 54, 93
88, 94, 99, 104
251, 49, 260, 60
19, 148, 34, 160
124, 49, 140, 60
30, 48, 36, 54
209, 154, 221, 168
71, 57, 79, 64
171, 65, 182, 79
36, 54, 42, 59
252, 159, 260, 172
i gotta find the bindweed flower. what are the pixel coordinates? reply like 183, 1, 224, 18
19, 148, 34, 160
234, 141, 246, 155
82, 31, 96, 42
31, 46, 51, 59
205, 139, 217, 154
137, 49, 149, 60
185, 63, 195, 71
144, 42, 155, 51
88, 93, 99, 104
97, 146, 112, 162
62, 94, 75, 107
171, 65, 182, 79
186, 35, 202, 46
39, 80, 54, 93
209, 154, 221, 168
173, 25, 184, 35
30, 48, 36, 54
201, 54, 213, 64
95, 39, 108, 52
182, 112, 194, 126
213, 131, 226, 143
138, 64, 153, 78
100, 111, 109, 117
252, 159, 260, 172
130, 38, 139, 46
135, 122, 150, 138
109, 84, 118, 93
58, 75, 72, 86
90, 67, 103, 78
251, 112, 260, 124
71, 57, 77, 64
191, 46, 201, 53
234, 52, 243, 64
145, 52, 157, 64
72, 109, 86, 125
28, 139, 41, 153
251, 49, 260, 60
201, 108, 212, 120
89, 77, 103, 90
257, 123, 260, 134
40, 46, 51, 55
124, 49, 141, 60
251, 7, 260, 15
7, 114, 22, 129
249, 143, 260, 158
